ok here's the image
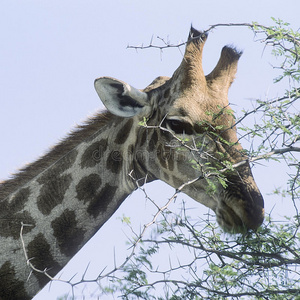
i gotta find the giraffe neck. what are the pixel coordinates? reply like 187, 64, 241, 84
0, 112, 143, 299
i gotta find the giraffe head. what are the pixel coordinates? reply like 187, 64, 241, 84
94, 27, 264, 233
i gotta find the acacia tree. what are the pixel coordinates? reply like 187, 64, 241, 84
54, 19, 300, 299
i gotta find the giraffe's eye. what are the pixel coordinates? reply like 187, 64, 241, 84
166, 119, 194, 135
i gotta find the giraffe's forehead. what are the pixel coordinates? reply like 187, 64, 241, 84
147, 72, 230, 126
167, 99, 204, 123
154, 85, 228, 125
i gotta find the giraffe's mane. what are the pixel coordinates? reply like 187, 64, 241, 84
0, 110, 114, 200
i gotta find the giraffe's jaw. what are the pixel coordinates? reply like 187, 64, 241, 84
176, 174, 264, 233
215, 202, 265, 233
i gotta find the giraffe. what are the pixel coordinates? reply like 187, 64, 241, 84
0, 27, 264, 299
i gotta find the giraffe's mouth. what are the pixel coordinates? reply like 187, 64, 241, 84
215, 187, 264, 233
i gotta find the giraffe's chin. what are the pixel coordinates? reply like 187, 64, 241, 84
215, 204, 247, 234
215, 197, 264, 234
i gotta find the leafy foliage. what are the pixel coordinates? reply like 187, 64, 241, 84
98, 209, 300, 299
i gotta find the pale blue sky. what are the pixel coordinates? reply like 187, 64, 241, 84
0, 1, 299, 298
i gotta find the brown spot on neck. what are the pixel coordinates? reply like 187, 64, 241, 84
27, 233, 61, 288
0, 210, 35, 239
37, 173, 72, 215
0, 262, 30, 300
0, 188, 36, 239
51, 209, 85, 257
114, 119, 133, 144
87, 183, 118, 218
81, 139, 108, 168
107, 151, 123, 174
76, 174, 102, 204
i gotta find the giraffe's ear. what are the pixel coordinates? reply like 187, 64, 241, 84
94, 77, 149, 117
